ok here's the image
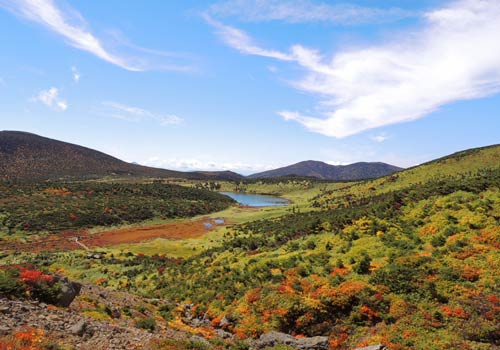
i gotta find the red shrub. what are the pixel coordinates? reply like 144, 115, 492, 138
19, 269, 53, 284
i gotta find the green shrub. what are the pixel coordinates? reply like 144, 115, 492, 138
188, 340, 209, 350
0, 270, 24, 298
353, 251, 372, 274
30, 281, 62, 305
135, 317, 156, 332
431, 234, 446, 247
122, 305, 132, 317
158, 303, 174, 321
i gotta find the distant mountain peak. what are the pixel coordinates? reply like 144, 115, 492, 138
248, 160, 402, 180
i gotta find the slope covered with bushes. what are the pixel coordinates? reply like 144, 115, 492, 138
2, 144, 500, 349
0, 182, 234, 234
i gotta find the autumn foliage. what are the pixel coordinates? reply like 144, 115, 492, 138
0, 327, 45, 350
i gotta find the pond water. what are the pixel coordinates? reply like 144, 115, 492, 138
220, 192, 289, 207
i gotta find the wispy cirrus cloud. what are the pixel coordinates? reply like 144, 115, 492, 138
203, 14, 292, 61
71, 66, 80, 82
0, 0, 195, 72
31, 87, 67, 111
208, 0, 415, 25
207, 0, 500, 138
101, 101, 184, 126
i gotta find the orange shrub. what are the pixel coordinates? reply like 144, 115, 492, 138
441, 305, 469, 319
19, 269, 53, 284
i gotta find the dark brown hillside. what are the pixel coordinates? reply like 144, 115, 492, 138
191, 170, 244, 181
0, 131, 243, 181
248, 160, 402, 180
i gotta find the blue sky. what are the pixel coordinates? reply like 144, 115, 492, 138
1, 0, 499, 175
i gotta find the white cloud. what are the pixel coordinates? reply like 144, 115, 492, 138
0, 77, 5, 86
31, 87, 68, 111
0, 0, 194, 72
71, 66, 80, 82
267, 65, 278, 73
209, 0, 500, 138
209, 0, 415, 25
142, 156, 276, 175
371, 134, 389, 143
203, 14, 292, 60
101, 101, 183, 126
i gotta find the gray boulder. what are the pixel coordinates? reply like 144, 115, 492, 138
219, 316, 230, 328
55, 276, 82, 307
216, 329, 234, 340
0, 306, 11, 314
69, 320, 87, 336
251, 331, 329, 350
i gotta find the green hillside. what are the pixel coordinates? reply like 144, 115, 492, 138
1, 144, 499, 350
312, 144, 500, 208
0, 181, 235, 236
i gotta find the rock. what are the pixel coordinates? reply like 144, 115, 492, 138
46, 314, 60, 321
190, 317, 209, 328
251, 331, 329, 350
296, 336, 330, 350
55, 276, 82, 307
110, 308, 121, 319
189, 335, 211, 348
219, 316, 230, 328
69, 320, 87, 336
216, 329, 234, 339
355, 345, 386, 350
0, 325, 11, 336
252, 332, 296, 349
0, 306, 10, 314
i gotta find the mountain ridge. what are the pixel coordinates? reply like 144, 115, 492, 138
248, 159, 402, 180
0, 131, 402, 182
0, 130, 243, 181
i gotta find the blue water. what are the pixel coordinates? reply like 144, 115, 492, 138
220, 192, 289, 207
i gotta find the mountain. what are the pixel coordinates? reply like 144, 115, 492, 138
248, 160, 402, 180
0, 131, 244, 181
190, 170, 244, 182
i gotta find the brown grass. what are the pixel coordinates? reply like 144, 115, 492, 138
0, 219, 224, 253
82, 220, 213, 246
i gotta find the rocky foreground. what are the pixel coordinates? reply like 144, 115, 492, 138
0, 297, 161, 349
0, 281, 336, 350
0, 282, 189, 350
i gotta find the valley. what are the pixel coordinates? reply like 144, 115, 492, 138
3, 1, 500, 348
1, 142, 499, 350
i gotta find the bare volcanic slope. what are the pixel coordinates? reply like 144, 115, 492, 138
0, 131, 243, 181
248, 160, 402, 180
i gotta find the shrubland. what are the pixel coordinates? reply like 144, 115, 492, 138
1, 145, 500, 349
0, 182, 234, 235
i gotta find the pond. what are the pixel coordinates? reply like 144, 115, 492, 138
220, 192, 290, 207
